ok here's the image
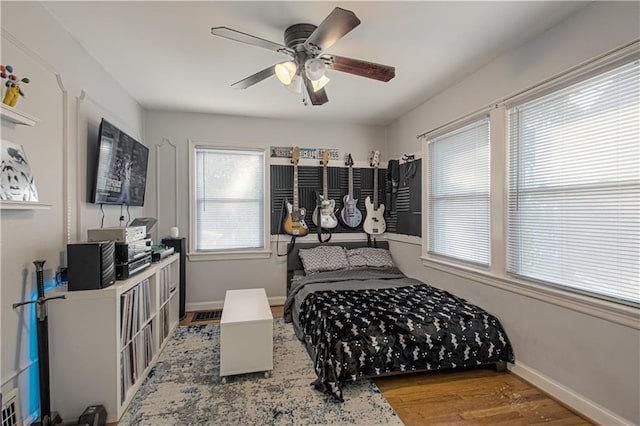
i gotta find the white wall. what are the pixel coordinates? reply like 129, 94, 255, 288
144, 110, 386, 308
1, 2, 144, 422
387, 2, 640, 424
388, 2, 640, 158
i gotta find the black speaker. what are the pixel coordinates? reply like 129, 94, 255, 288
161, 237, 186, 320
67, 241, 116, 291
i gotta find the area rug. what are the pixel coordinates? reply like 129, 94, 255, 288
119, 318, 403, 425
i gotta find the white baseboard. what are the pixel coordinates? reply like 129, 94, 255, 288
186, 296, 286, 313
510, 361, 634, 425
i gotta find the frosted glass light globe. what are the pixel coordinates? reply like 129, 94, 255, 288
305, 58, 326, 81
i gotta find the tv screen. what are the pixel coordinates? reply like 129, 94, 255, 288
92, 118, 149, 206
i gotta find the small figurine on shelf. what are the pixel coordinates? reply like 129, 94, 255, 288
1, 64, 30, 107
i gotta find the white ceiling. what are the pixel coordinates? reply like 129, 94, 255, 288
42, 1, 588, 126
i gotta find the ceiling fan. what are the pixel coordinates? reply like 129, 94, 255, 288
211, 7, 395, 106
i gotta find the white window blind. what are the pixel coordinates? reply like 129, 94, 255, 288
507, 59, 640, 305
194, 147, 265, 251
428, 117, 490, 266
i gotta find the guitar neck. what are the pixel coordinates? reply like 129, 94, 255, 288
373, 166, 379, 208
348, 165, 354, 201
323, 164, 328, 199
293, 163, 299, 210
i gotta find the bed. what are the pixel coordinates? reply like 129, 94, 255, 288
284, 241, 515, 401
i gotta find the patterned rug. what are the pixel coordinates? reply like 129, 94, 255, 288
119, 318, 403, 425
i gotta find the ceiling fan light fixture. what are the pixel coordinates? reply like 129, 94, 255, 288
285, 74, 303, 94
312, 75, 330, 92
275, 61, 297, 85
212, 7, 395, 105
305, 58, 326, 81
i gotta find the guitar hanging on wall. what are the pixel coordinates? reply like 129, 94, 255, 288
312, 151, 338, 230
363, 150, 386, 235
339, 153, 362, 228
283, 147, 309, 237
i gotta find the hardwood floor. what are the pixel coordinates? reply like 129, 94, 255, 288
180, 306, 591, 425
375, 368, 591, 425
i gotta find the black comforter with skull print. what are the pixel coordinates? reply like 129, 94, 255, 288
285, 268, 514, 401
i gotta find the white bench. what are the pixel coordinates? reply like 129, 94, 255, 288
219, 288, 273, 381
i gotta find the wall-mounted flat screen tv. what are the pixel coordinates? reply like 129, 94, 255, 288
91, 118, 149, 206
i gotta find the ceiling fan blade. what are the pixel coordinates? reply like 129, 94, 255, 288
211, 27, 294, 56
231, 65, 276, 89
303, 7, 360, 53
323, 54, 396, 82
303, 75, 329, 105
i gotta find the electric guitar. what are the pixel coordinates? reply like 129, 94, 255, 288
283, 147, 309, 237
363, 150, 386, 235
339, 153, 362, 228
312, 151, 338, 229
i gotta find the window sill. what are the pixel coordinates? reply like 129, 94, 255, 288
420, 255, 640, 330
385, 233, 421, 245
188, 249, 272, 261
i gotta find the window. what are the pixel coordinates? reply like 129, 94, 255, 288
428, 117, 491, 266
192, 146, 266, 252
507, 59, 639, 305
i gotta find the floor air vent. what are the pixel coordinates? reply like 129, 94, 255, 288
1, 388, 23, 426
192, 310, 222, 321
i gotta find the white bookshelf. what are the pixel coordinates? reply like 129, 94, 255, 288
47, 254, 180, 423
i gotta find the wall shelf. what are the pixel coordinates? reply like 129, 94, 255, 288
0, 200, 52, 210
0, 104, 39, 126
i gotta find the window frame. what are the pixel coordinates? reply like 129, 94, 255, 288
426, 114, 492, 269
188, 140, 271, 261
505, 58, 640, 307
419, 43, 640, 327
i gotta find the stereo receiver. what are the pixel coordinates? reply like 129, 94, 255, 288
116, 254, 152, 280
115, 238, 152, 264
87, 226, 146, 244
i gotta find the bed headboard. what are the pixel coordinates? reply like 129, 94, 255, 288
286, 239, 389, 293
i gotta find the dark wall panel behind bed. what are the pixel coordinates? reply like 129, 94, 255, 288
270, 160, 421, 237
385, 159, 421, 236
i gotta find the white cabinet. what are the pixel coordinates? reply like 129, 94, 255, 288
47, 254, 180, 423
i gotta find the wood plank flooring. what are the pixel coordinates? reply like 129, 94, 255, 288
375, 368, 591, 425
181, 306, 592, 425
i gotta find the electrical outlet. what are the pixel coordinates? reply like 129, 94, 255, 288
58, 266, 68, 284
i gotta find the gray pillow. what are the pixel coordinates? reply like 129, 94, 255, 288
346, 247, 395, 268
298, 246, 350, 274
